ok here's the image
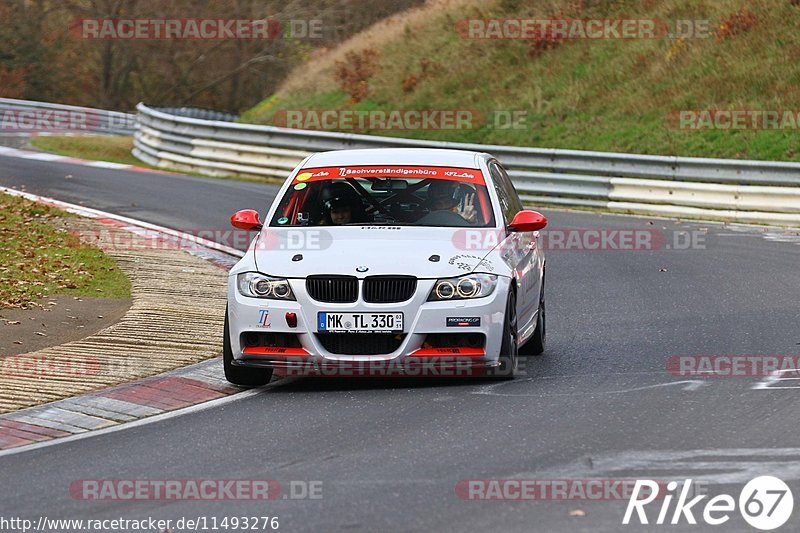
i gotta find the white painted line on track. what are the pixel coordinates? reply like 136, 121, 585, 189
752, 369, 800, 390
18, 152, 64, 161
512, 448, 800, 484
85, 160, 132, 169
472, 377, 707, 397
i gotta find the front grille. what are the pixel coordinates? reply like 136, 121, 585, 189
306, 276, 358, 303
363, 276, 417, 303
317, 333, 405, 355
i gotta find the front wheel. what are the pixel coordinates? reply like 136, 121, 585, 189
489, 290, 518, 380
520, 268, 546, 356
223, 307, 273, 386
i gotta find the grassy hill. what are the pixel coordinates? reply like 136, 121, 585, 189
241, 0, 800, 161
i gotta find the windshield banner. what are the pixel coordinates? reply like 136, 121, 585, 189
293, 166, 485, 184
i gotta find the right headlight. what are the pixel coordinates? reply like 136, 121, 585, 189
427, 273, 498, 301
237, 272, 295, 300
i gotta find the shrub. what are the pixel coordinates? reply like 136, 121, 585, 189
334, 49, 379, 103
715, 8, 757, 42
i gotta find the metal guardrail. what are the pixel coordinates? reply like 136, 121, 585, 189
152, 107, 239, 123
0, 98, 136, 136
132, 102, 800, 225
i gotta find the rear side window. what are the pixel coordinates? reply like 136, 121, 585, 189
489, 160, 522, 224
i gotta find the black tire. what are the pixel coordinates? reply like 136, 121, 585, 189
520, 270, 546, 356
223, 307, 273, 386
489, 290, 518, 380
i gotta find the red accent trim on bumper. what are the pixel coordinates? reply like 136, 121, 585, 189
242, 347, 310, 357
409, 347, 485, 357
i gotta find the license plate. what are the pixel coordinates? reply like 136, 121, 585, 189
317, 312, 403, 333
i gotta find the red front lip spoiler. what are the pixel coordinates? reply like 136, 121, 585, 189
242, 347, 310, 357
409, 347, 485, 357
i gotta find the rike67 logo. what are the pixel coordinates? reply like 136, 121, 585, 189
623, 477, 794, 530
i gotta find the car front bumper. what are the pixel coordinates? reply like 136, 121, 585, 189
227, 275, 511, 377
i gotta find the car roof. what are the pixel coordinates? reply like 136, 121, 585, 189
301, 148, 489, 170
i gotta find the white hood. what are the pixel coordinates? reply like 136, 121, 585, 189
252, 226, 506, 279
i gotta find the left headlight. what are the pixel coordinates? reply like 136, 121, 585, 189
237, 272, 295, 300
427, 273, 498, 301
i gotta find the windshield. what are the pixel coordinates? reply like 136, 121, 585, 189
269, 165, 496, 227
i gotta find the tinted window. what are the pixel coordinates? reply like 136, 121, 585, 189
489, 160, 521, 224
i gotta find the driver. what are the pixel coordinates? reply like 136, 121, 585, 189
425, 180, 477, 223
318, 182, 366, 225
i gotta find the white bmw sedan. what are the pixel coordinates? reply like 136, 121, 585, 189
224, 148, 547, 385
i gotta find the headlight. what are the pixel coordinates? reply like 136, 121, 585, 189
237, 272, 295, 300
428, 274, 498, 301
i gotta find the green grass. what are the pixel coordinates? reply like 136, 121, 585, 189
243, 0, 800, 161
0, 193, 131, 309
29, 135, 148, 167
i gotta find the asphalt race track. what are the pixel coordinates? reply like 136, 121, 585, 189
1, 153, 800, 532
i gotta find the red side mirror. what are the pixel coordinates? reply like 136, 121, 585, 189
231, 209, 263, 231
508, 210, 547, 232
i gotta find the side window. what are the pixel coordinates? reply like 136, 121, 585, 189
497, 163, 524, 216
489, 161, 520, 225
